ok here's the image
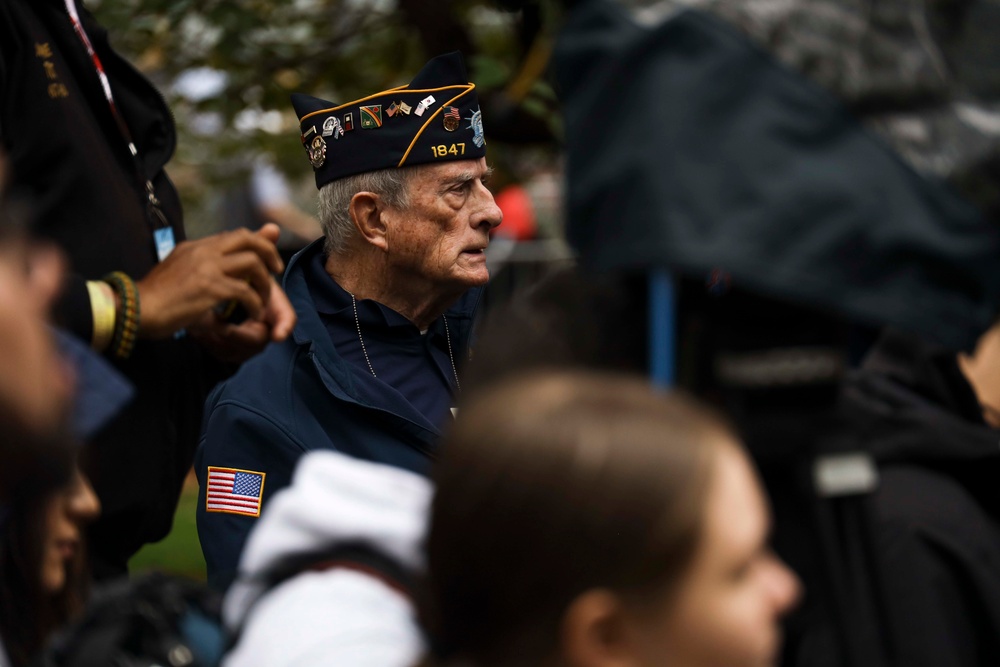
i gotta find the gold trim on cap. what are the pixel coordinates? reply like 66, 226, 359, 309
398, 85, 476, 167
298, 83, 474, 124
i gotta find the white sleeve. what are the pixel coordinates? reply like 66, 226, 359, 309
222, 569, 425, 667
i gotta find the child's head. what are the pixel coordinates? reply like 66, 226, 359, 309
426, 370, 799, 667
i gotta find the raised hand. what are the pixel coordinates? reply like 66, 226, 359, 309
135, 225, 286, 339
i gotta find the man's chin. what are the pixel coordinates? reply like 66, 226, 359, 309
452, 265, 490, 287
466, 271, 490, 288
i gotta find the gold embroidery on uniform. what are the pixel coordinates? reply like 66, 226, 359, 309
35, 43, 69, 99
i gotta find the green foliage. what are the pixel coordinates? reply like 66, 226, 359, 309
129, 477, 206, 581
88, 0, 564, 237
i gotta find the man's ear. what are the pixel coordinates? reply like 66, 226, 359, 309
561, 589, 640, 667
349, 191, 389, 252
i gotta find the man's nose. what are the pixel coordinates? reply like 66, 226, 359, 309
475, 188, 503, 230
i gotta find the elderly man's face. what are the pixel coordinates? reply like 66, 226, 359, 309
383, 158, 502, 294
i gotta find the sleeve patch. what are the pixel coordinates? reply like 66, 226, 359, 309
205, 466, 266, 517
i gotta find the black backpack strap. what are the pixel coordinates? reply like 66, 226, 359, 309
260, 541, 416, 601
226, 541, 416, 653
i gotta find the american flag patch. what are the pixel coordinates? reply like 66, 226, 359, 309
206, 467, 266, 517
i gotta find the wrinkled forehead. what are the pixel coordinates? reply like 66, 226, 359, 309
408, 157, 490, 186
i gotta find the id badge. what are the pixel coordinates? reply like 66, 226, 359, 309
154, 227, 176, 262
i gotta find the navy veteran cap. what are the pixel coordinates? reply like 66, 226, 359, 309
291, 51, 486, 189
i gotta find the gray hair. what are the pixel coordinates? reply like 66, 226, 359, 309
316, 166, 419, 256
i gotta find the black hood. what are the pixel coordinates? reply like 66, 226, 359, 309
841, 329, 998, 467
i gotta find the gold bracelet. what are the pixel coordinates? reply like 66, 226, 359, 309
85, 280, 116, 352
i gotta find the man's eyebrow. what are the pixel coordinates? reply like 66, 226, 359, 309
442, 167, 494, 188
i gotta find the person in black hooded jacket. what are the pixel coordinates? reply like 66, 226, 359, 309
0, 0, 296, 580
839, 328, 1000, 666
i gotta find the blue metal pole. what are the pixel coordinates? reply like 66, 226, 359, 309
649, 269, 675, 388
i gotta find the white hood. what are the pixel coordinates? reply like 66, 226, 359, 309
223, 449, 432, 632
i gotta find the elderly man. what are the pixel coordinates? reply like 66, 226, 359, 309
195, 51, 501, 589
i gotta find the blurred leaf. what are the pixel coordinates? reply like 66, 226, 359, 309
469, 53, 511, 89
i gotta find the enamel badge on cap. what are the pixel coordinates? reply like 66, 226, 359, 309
322, 116, 344, 138
360, 105, 383, 129
443, 106, 460, 131
291, 51, 487, 188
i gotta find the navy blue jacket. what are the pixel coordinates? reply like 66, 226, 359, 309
195, 240, 480, 590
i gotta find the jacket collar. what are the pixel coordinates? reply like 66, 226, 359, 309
283, 239, 482, 431
286, 239, 482, 345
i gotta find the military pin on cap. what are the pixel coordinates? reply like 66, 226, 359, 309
322, 116, 344, 138
307, 135, 327, 168
467, 107, 485, 148
415, 95, 436, 117
443, 106, 460, 131
360, 105, 383, 129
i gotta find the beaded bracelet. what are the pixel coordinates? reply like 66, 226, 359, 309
102, 271, 140, 360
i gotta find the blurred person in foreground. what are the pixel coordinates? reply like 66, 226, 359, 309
220, 371, 800, 667
0, 334, 134, 667
0, 160, 132, 664
0, 156, 74, 501
195, 51, 502, 590
0, 0, 296, 580
0, 461, 98, 667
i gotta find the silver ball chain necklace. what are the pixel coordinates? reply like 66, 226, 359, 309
350, 293, 461, 392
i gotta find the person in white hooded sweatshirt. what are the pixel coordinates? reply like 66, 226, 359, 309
221, 449, 429, 667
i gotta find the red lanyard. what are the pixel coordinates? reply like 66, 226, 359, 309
63, 0, 139, 157
63, 0, 171, 234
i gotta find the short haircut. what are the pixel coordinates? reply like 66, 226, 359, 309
316, 165, 421, 256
